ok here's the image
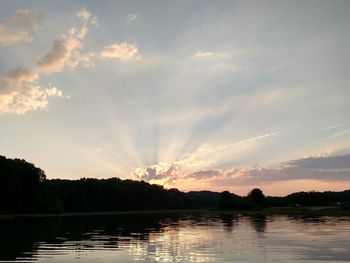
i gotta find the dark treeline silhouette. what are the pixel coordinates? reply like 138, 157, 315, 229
217, 187, 350, 210
1, 155, 350, 214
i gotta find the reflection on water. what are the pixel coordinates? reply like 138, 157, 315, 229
0, 213, 350, 262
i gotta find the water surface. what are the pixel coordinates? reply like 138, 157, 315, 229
0, 213, 349, 262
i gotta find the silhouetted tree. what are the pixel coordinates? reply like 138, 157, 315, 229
217, 191, 248, 210
247, 188, 265, 207
0, 155, 50, 214
218, 191, 233, 209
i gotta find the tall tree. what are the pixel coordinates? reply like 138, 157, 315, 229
248, 188, 265, 206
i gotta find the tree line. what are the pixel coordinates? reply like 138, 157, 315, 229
1, 155, 349, 214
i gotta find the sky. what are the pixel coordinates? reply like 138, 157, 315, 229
0, 0, 350, 196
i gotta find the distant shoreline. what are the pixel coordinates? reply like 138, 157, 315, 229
1, 206, 350, 220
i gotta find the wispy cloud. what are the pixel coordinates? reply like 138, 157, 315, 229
76, 7, 91, 23
322, 123, 345, 131
196, 133, 276, 155
127, 13, 138, 22
0, 9, 45, 45
193, 50, 247, 60
134, 133, 276, 185
176, 133, 276, 168
99, 43, 140, 61
193, 51, 215, 58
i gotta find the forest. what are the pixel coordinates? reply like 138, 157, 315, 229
1, 155, 350, 215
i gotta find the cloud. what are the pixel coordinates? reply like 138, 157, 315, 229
193, 51, 215, 58
0, 67, 62, 114
196, 133, 276, 155
134, 163, 179, 185
37, 34, 82, 73
99, 43, 140, 61
0, 85, 62, 115
1, 7, 143, 115
0, 7, 95, 114
0, 9, 44, 45
37, 8, 92, 73
36, 7, 102, 73
211, 154, 350, 186
175, 133, 276, 168
127, 13, 138, 22
283, 154, 350, 171
193, 50, 247, 60
76, 7, 91, 23
0, 8, 92, 114
134, 153, 350, 189
322, 123, 345, 131
134, 133, 277, 186
91, 16, 99, 27
186, 169, 222, 180
37, 9, 139, 73
303, 149, 333, 159
0, 67, 38, 89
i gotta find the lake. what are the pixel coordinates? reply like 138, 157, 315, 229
0, 213, 349, 262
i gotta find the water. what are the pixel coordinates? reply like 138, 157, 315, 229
0, 213, 349, 262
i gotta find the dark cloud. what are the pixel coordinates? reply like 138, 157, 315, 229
218, 154, 350, 185
283, 154, 350, 170
186, 169, 222, 180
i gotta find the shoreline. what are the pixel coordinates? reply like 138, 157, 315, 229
1, 206, 350, 220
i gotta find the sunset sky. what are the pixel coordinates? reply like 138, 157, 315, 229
1, 0, 350, 195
